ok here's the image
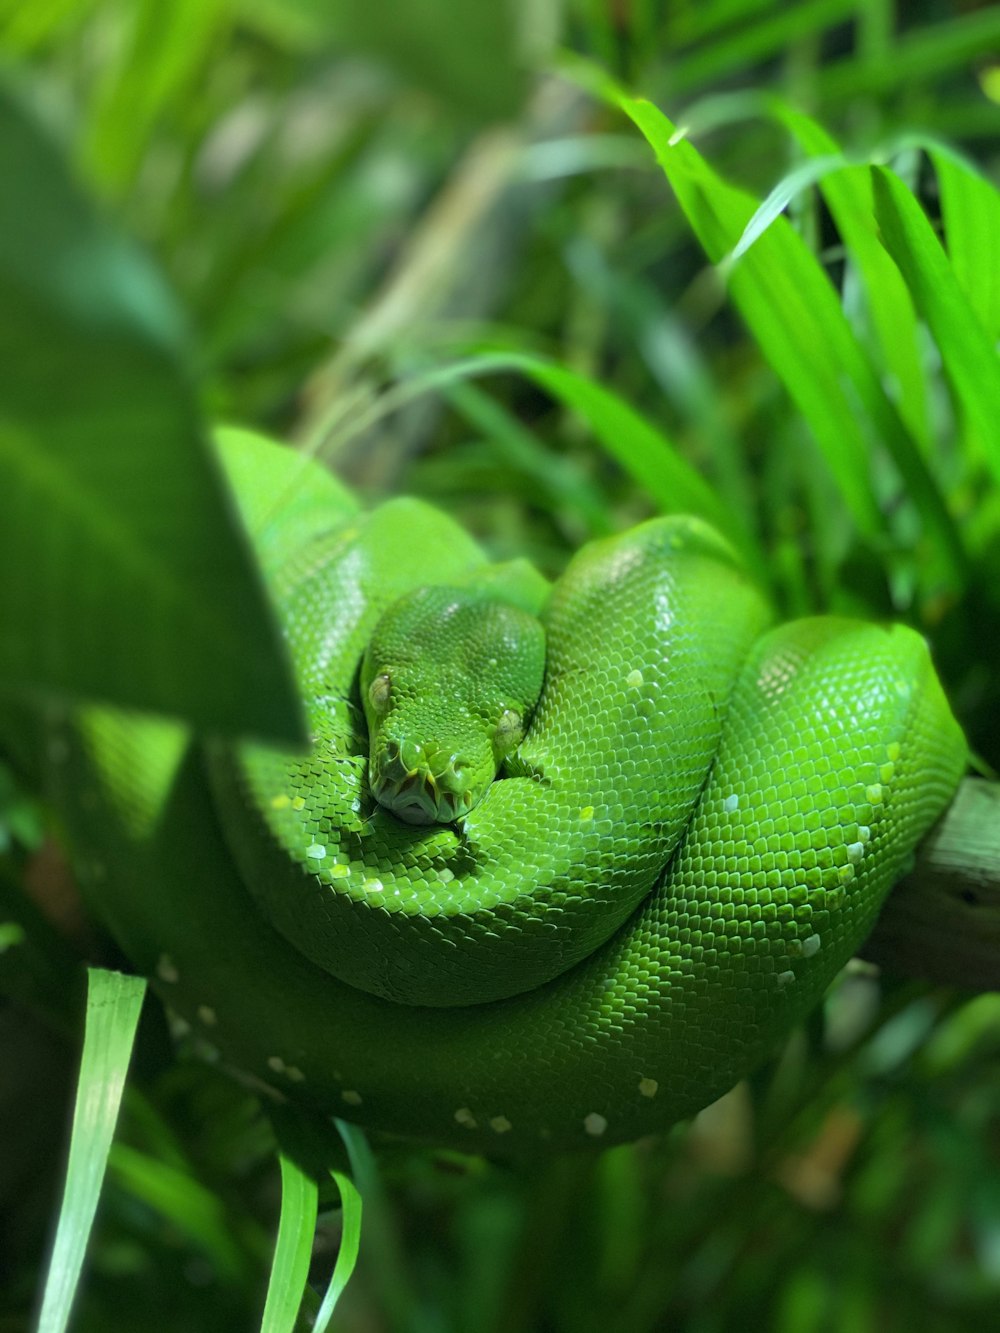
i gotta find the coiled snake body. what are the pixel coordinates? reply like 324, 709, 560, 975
48, 431, 966, 1150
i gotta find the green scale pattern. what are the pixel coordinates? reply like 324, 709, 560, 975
210, 511, 770, 1007
45, 432, 967, 1150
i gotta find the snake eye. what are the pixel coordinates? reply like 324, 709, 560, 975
494, 708, 523, 749
368, 673, 392, 714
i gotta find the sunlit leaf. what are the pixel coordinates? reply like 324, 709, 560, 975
568, 62, 967, 589
260, 1148, 319, 1333
872, 167, 1000, 493
37, 969, 147, 1333
931, 148, 1000, 343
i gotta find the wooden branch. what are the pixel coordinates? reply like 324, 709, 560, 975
861, 777, 1000, 990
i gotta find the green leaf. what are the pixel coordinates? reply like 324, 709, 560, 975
931, 148, 1000, 343
0, 90, 304, 743
250, 0, 551, 120
313, 1169, 363, 1333
471, 351, 750, 555
37, 968, 147, 1333
871, 167, 1000, 493
260, 1149, 319, 1333
570, 64, 967, 588
612, 100, 881, 535
817, 7, 1000, 103
83, 0, 229, 195
664, 0, 859, 97
107, 1143, 252, 1282
770, 105, 932, 450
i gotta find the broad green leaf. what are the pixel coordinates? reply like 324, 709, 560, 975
872, 167, 1000, 492
931, 149, 1000, 343
37, 968, 147, 1333
260, 1149, 319, 1333
0, 91, 304, 743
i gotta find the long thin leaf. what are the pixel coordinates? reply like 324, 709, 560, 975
309, 345, 757, 563
107, 1143, 251, 1282
931, 148, 1000, 343
818, 8, 1000, 102
769, 104, 932, 450
312, 1170, 363, 1333
37, 968, 147, 1333
872, 167, 1000, 492
471, 351, 745, 548
567, 61, 968, 589
260, 1149, 319, 1333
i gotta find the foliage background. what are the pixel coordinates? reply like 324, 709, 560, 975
1, 1, 1000, 1330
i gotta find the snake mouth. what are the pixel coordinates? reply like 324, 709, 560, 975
369, 741, 475, 826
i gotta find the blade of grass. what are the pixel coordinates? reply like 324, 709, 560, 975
665, 0, 858, 96
931, 149, 1000, 342
260, 1147, 319, 1333
566, 60, 968, 590
471, 351, 750, 555
771, 105, 931, 451
107, 1143, 252, 1283
36, 968, 147, 1333
313, 1169, 363, 1333
817, 8, 1000, 103
562, 233, 760, 539
443, 379, 615, 538
871, 167, 1000, 493
308, 346, 759, 567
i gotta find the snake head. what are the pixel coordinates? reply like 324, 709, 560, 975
361, 585, 546, 826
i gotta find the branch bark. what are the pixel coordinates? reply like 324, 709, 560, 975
862, 777, 1000, 990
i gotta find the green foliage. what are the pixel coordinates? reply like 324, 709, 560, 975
0, 91, 302, 742
37, 969, 146, 1333
1, 1, 999, 1330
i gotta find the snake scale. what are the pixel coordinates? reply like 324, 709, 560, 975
43, 429, 967, 1150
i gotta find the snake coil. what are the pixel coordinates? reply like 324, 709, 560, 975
52, 432, 966, 1150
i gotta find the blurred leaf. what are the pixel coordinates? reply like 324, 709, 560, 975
872, 167, 1000, 493
83, 0, 229, 195
0, 91, 304, 743
664, 0, 858, 97
931, 148, 1000, 343
267, 0, 550, 120
817, 7, 1000, 103
37, 968, 147, 1333
107, 1144, 252, 1283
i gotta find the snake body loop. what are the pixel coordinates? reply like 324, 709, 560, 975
47, 431, 967, 1150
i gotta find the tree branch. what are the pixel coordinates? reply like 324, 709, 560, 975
861, 777, 1000, 990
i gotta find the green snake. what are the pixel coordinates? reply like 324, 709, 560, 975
36, 430, 967, 1150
